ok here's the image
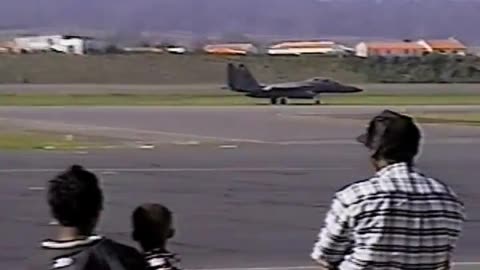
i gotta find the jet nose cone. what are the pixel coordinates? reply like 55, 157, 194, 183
348, 86, 363, 93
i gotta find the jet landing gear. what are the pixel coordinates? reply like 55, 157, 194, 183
270, 97, 322, 105
270, 97, 289, 105
279, 97, 289, 105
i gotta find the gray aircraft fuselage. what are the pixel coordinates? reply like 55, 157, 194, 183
245, 80, 362, 99
226, 63, 363, 103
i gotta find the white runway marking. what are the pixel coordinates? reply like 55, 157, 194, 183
0, 167, 353, 174
219, 145, 239, 149
27, 186, 45, 191
0, 117, 267, 144
5, 117, 480, 146
173, 141, 201, 145
138, 144, 155, 149
100, 171, 118, 175
48, 220, 59, 226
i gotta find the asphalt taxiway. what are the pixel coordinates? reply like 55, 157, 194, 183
4, 106, 480, 145
0, 83, 479, 95
1, 106, 480, 270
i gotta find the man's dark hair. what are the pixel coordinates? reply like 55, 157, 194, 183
47, 165, 103, 232
357, 110, 421, 164
132, 203, 173, 250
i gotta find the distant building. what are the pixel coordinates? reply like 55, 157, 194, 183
356, 38, 468, 58
123, 47, 164, 53
203, 43, 257, 55
14, 35, 91, 55
0, 41, 15, 53
267, 41, 351, 55
355, 41, 429, 58
166, 46, 187, 54
417, 38, 467, 56
467, 47, 480, 57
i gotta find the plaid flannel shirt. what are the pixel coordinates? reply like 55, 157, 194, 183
311, 162, 465, 270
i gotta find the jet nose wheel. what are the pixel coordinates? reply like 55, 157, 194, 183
279, 97, 289, 105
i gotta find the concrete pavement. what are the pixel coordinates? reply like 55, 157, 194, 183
2, 144, 479, 270
1, 106, 479, 270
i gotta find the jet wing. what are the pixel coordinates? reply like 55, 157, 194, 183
263, 82, 308, 91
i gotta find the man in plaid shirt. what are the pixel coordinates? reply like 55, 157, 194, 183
311, 110, 465, 270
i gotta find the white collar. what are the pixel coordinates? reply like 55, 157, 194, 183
42, 235, 103, 249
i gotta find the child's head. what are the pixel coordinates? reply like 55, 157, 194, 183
48, 165, 103, 235
132, 203, 174, 251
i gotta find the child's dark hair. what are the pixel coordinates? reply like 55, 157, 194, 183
47, 165, 103, 233
132, 203, 173, 250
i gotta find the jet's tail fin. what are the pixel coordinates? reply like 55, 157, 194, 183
226, 63, 261, 92
237, 64, 261, 90
227, 63, 238, 90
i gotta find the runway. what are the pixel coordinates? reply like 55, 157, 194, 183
4, 106, 480, 145
0, 83, 479, 95
2, 106, 480, 270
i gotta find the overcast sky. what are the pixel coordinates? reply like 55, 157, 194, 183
0, 0, 479, 42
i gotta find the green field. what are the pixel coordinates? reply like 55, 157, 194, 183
2, 93, 480, 106
0, 54, 365, 84
0, 131, 106, 150
2, 54, 480, 86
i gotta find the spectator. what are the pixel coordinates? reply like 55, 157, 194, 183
132, 203, 181, 270
28, 165, 146, 270
311, 110, 465, 270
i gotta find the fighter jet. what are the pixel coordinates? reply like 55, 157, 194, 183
226, 63, 363, 105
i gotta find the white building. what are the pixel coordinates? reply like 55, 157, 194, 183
354, 41, 429, 58
166, 46, 187, 54
417, 38, 467, 56
14, 35, 89, 55
355, 38, 467, 58
123, 47, 164, 53
203, 43, 258, 55
267, 41, 351, 56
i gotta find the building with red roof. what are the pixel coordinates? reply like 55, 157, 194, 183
356, 38, 468, 58
418, 38, 467, 55
355, 41, 428, 57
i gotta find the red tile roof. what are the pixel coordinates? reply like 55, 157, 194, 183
204, 47, 247, 55
203, 43, 255, 51
365, 42, 426, 50
424, 39, 466, 50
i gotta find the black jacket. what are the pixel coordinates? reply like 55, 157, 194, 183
28, 236, 147, 270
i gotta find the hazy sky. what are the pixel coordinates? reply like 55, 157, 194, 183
0, 0, 479, 42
